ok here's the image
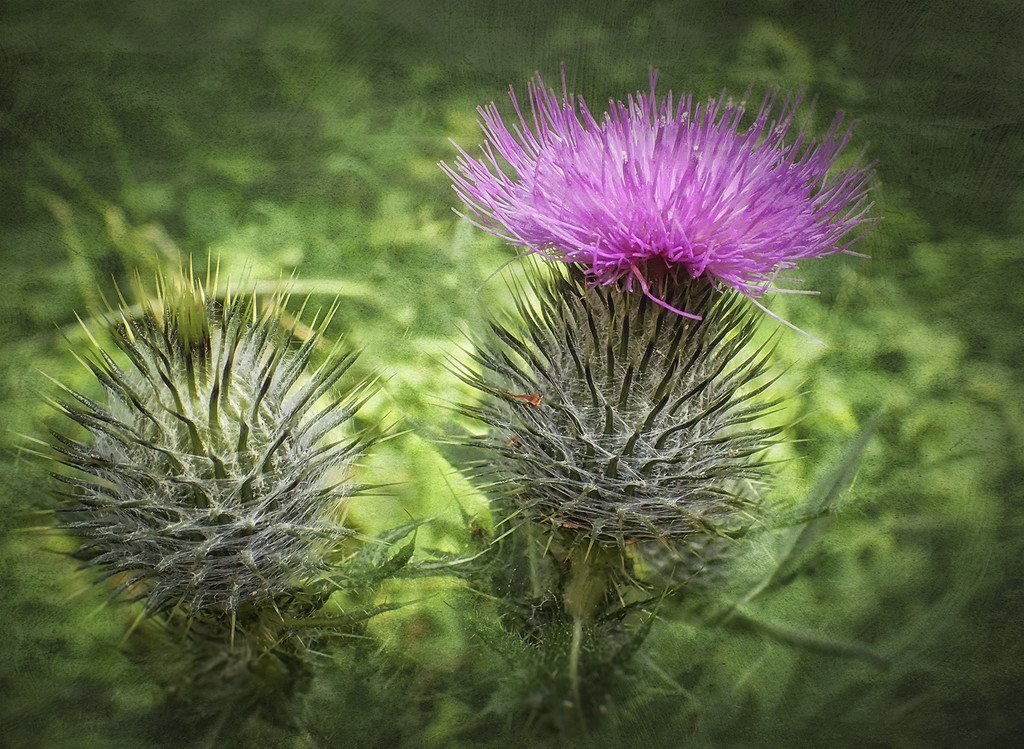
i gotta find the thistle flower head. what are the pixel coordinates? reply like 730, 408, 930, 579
442, 71, 876, 316
49, 270, 374, 620
455, 264, 781, 549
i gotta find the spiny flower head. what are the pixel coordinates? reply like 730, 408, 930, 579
454, 264, 782, 548
49, 270, 374, 619
442, 71, 877, 317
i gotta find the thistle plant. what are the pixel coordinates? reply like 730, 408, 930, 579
46, 268, 387, 729
442, 71, 877, 731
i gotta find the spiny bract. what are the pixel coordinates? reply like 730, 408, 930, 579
456, 265, 782, 547
50, 275, 373, 619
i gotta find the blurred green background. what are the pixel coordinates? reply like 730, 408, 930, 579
2, 1, 1022, 746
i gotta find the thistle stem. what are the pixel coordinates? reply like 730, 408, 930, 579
562, 543, 617, 733
563, 544, 611, 621
569, 613, 585, 733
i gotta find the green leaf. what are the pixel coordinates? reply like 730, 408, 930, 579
740, 412, 882, 606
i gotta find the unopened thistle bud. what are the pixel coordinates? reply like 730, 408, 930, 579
50, 274, 371, 618
47, 269, 378, 717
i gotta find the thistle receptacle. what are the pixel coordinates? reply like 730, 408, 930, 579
457, 265, 780, 556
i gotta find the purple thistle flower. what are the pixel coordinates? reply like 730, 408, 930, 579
442, 71, 877, 320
